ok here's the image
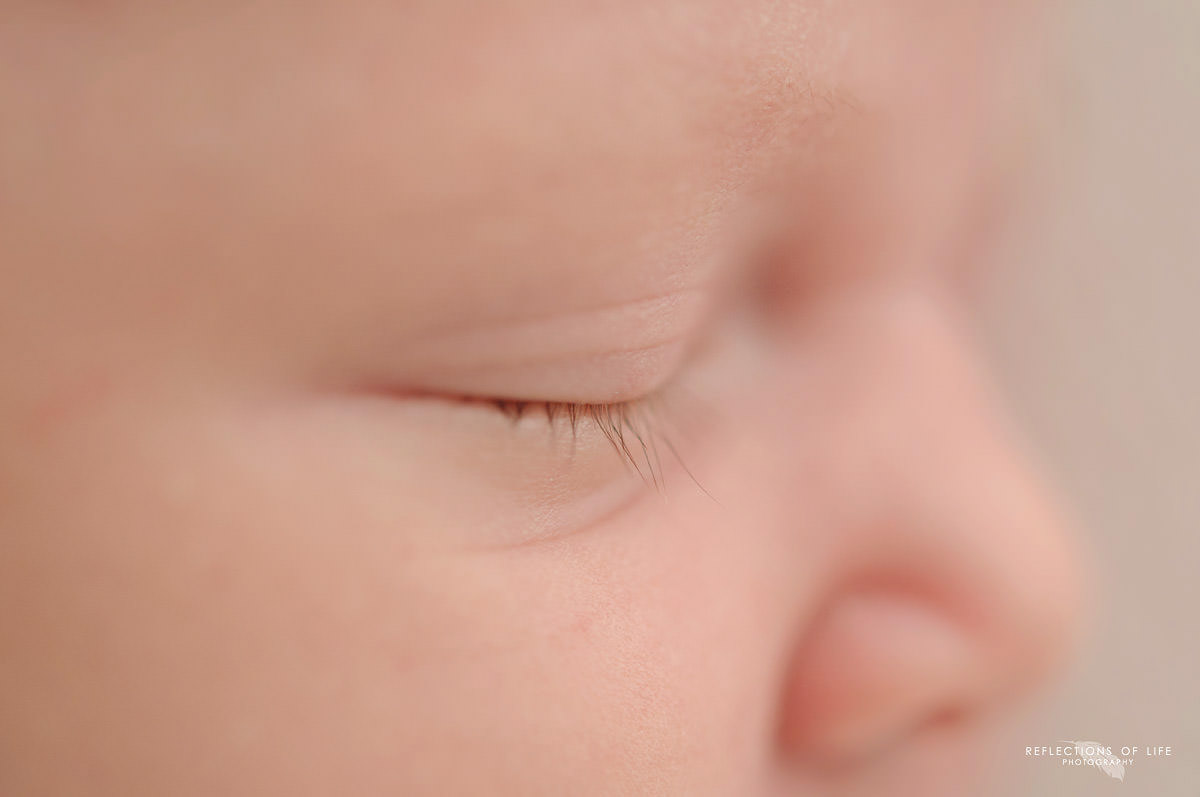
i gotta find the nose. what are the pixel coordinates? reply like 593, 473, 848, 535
774, 288, 1087, 765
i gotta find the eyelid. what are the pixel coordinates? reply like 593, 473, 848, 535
386, 337, 690, 407
384, 288, 712, 404
359, 326, 723, 547
412, 284, 713, 342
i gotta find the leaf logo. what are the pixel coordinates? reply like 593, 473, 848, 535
1063, 740, 1126, 782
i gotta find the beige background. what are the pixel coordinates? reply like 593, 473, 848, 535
981, 1, 1199, 794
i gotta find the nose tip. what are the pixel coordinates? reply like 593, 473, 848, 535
778, 460, 1088, 767
937, 456, 1089, 701
767, 287, 1089, 768
976, 492, 1088, 691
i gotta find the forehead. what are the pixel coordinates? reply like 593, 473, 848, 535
391, 1, 850, 323
2, 0, 1004, 384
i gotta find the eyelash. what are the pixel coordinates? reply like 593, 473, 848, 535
487, 398, 710, 498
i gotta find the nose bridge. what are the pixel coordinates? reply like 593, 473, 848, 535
823, 286, 1083, 656
880, 302, 1084, 676
876, 372, 1085, 687
776, 288, 1086, 763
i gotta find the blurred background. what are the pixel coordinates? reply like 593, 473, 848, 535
980, 1, 1198, 794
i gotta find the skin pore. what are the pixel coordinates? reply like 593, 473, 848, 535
0, 2, 1083, 795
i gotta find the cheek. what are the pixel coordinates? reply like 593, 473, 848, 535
375, 483, 800, 794
0, 390, 779, 794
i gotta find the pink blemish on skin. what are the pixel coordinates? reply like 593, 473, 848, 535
26, 369, 114, 439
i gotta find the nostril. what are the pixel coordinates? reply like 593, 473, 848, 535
778, 589, 983, 767
924, 705, 968, 730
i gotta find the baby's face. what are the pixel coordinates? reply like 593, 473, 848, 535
1, 2, 1083, 795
